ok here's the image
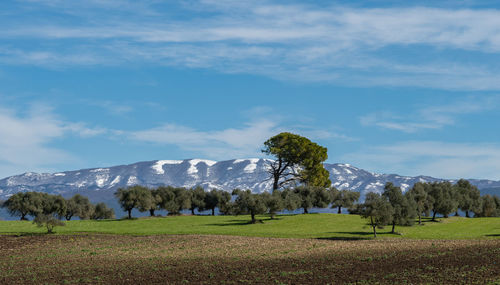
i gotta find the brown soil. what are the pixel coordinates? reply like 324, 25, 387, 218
0, 234, 499, 284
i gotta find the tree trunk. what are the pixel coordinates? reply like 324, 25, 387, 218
418, 213, 421, 225
391, 222, 396, 234
337, 206, 342, 214
211, 208, 215, 216
251, 212, 256, 224
20, 213, 27, 221
273, 179, 279, 191
432, 211, 437, 221
149, 209, 155, 217
371, 216, 376, 238
455, 211, 459, 217
444, 213, 449, 218
303, 207, 308, 214
128, 209, 132, 219
271, 213, 276, 219
465, 210, 470, 218
191, 208, 195, 215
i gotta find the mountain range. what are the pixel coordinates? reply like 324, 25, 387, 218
2, 158, 500, 203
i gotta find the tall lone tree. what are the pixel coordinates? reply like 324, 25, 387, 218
262, 132, 331, 190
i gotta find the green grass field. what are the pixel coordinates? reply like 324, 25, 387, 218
1, 214, 499, 239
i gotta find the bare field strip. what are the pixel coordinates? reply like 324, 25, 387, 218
1, 234, 499, 284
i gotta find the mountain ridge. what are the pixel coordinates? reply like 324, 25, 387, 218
1, 158, 499, 202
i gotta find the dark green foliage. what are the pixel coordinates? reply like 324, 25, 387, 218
188, 186, 206, 215
407, 182, 430, 224
92, 203, 115, 220
359, 192, 394, 237
262, 132, 331, 190
474, 195, 500, 217
281, 188, 302, 211
292, 186, 331, 214
66, 194, 95, 220
33, 214, 65, 233
427, 182, 458, 220
156, 186, 191, 215
454, 179, 481, 218
204, 189, 231, 215
114, 186, 155, 219
331, 189, 360, 214
232, 189, 267, 223
382, 183, 416, 233
2, 192, 34, 220
261, 190, 284, 219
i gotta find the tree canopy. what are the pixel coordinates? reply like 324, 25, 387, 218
262, 132, 331, 190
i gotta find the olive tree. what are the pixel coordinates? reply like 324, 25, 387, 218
359, 192, 394, 238
232, 189, 267, 223
331, 189, 360, 214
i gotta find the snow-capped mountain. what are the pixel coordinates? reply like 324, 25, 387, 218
1, 158, 499, 202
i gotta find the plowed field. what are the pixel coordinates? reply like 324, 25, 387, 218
1, 234, 499, 284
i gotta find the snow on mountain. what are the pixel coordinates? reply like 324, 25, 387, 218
0, 158, 499, 202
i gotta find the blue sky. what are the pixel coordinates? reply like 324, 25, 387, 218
1, 0, 500, 180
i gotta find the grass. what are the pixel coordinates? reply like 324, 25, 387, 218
0, 214, 499, 239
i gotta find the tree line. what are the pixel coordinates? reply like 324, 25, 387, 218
354, 180, 500, 237
1, 192, 114, 220
114, 184, 361, 223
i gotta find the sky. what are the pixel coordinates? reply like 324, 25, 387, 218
1, 0, 500, 180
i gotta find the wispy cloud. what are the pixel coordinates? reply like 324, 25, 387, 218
344, 141, 500, 180
2, 2, 500, 89
127, 109, 354, 159
360, 96, 497, 132
0, 104, 105, 177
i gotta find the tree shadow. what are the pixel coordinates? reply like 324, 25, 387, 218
0, 232, 50, 237
320, 231, 396, 240
485, 234, 500, 237
206, 219, 268, 226
317, 236, 369, 241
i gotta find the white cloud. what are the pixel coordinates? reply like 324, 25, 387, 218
360, 97, 497, 132
130, 120, 279, 159
2, 2, 500, 89
0, 104, 105, 177
344, 141, 500, 180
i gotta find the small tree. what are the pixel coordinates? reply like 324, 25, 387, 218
204, 189, 231, 216
2, 192, 32, 220
293, 186, 331, 214
408, 182, 429, 225
33, 214, 65, 234
261, 190, 284, 219
157, 186, 191, 215
65, 194, 96, 220
454, 179, 481, 218
474, 195, 500, 217
232, 189, 267, 223
115, 186, 154, 219
92, 203, 115, 220
359, 192, 394, 237
427, 182, 458, 221
331, 189, 360, 214
382, 183, 416, 233
188, 186, 206, 215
